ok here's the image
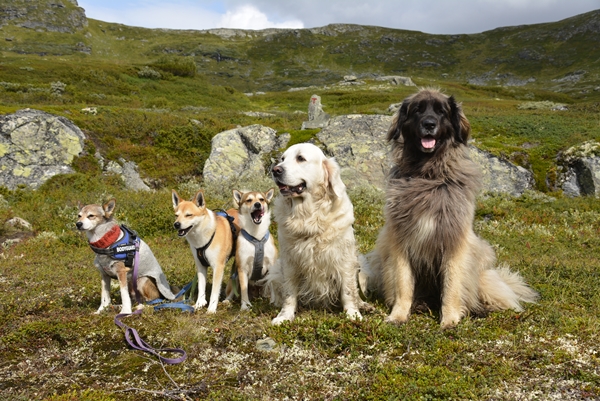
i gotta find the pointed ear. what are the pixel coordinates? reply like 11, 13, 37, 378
103, 198, 116, 218
232, 190, 242, 208
265, 188, 275, 203
77, 200, 83, 211
323, 157, 346, 198
387, 98, 411, 142
449, 95, 470, 144
171, 189, 182, 209
193, 190, 206, 208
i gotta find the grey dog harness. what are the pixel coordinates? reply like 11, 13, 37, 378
240, 229, 270, 281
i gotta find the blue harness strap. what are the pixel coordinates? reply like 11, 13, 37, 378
240, 229, 270, 281
89, 225, 139, 268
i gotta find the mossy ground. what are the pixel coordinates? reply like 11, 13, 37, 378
0, 179, 599, 400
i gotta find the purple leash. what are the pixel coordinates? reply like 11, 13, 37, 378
114, 239, 187, 365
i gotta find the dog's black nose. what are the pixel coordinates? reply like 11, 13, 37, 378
272, 165, 283, 176
76, 222, 83, 229
422, 118, 437, 131
254, 202, 261, 209
174, 222, 181, 230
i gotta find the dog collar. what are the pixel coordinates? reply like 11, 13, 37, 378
240, 229, 270, 281
89, 225, 121, 248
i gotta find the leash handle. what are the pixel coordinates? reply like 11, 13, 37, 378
114, 311, 187, 365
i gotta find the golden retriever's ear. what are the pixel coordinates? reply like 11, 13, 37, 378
232, 189, 242, 208
171, 189, 182, 209
103, 198, 116, 218
387, 99, 410, 142
323, 157, 346, 198
449, 96, 470, 144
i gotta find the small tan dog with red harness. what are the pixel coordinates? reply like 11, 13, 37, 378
76, 198, 177, 314
172, 189, 240, 313
225, 188, 278, 311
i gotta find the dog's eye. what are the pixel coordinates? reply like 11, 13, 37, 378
87, 214, 94, 219
297, 155, 306, 162
185, 213, 193, 217
246, 199, 253, 203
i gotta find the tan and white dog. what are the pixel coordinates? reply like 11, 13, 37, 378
267, 143, 364, 325
172, 189, 239, 313
77, 199, 177, 314
228, 188, 278, 310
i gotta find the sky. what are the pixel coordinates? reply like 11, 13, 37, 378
76, 0, 600, 35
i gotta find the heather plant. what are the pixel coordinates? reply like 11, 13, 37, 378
137, 66, 162, 80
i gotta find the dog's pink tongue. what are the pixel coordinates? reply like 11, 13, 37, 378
422, 137, 436, 149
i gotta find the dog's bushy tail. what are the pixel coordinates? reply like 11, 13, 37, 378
479, 265, 539, 312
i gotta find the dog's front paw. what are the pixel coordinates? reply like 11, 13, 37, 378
206, 303, 218, 314
120, 307, 133, 314
272, 311, 295, 325
440, 313, 462, 329
385, 313, 409, 326
387, 303, 411, 325
271, 316, 290, 325
440, 304, 463, 329
240, 301, 252, 311
194, 298, 207, 310
94, 305, 109, 314
346, 308, 362, 321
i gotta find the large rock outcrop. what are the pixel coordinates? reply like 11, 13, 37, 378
0, 0, 87, 33
202, 125, 290, 185
469, 146, 535, 196
554, 141, 600, 197
0, 108, 85, 189
317, 114, 392, 189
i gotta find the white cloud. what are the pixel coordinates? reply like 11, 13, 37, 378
220, 4, 304, 30
80, 1, 304, 31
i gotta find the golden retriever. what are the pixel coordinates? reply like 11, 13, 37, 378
267, 143, 363, 325
361, 89, 539, 329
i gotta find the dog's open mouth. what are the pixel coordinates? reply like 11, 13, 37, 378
421, 136, 436, 151
177, 225, 193, 237
251, 209, 264, 224
276, 181, 305, 196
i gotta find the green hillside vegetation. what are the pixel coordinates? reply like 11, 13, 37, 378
1, 3, 600, 399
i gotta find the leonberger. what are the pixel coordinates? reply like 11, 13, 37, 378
361, 88, 538, 328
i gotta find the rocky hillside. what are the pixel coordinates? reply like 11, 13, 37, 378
0, 0, 598, 95
0, 0, 86, 33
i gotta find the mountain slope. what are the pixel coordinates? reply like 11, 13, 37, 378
0, 1, 598, 95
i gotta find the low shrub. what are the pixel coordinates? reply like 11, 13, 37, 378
151, 56, 197, 77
